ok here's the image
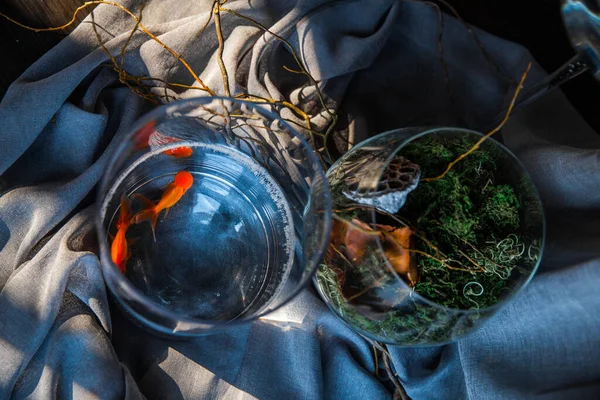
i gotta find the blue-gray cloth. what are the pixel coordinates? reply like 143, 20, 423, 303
1, 0, 599, 399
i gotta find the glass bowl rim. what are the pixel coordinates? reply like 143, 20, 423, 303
95, 96, 332, 333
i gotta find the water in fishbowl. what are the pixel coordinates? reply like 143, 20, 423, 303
103, 142, 295, 321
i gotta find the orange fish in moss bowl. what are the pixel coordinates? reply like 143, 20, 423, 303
314, 127, 545, 346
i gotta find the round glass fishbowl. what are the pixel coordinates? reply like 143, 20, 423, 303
96, 97, 331, 337
314, 127, 545, 346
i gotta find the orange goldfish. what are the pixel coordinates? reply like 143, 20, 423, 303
328, 218, 419, 287
133, 123, 193, 158
163, 146, 193, 158
133, 121, 156, 151
111, 194, 133, 274
148, 129, 193, 158
133, 170, 194, 240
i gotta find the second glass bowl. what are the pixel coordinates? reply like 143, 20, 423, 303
315, 127, 545, 346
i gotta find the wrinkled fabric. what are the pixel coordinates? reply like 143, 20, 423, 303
0, 0, 599, 399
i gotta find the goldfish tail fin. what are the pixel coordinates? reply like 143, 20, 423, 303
149, 213, 158, 242
132, 193, 155, 210
134, 209, 158, 242
117, 260, 126, 274
132, 194, 158, 242
120, 194, 132, 219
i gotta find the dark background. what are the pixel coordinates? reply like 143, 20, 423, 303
1, 0, 599, 131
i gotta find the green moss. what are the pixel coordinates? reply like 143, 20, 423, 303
398, 134, 523, 310
478, 185, 520, 232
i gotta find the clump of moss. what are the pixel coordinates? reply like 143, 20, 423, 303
478, 185, 520, 232
399, 134, 524, 310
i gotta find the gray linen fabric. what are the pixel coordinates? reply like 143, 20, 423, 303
0, 0, 599, 399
